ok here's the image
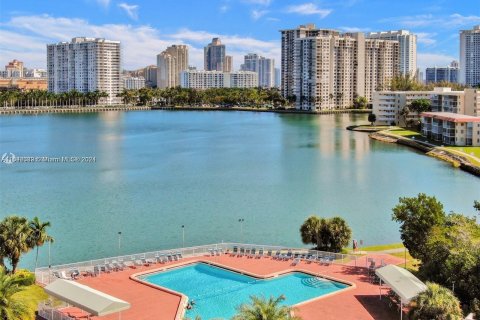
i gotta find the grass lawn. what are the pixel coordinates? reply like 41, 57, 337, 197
440, 147, 480, 167
360, 243, 404, 251
386, 128, 422, 137
445, 146, 480, 159
391, 251, 420, 272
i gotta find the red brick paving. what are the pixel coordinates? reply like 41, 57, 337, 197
56, 253, 404, 320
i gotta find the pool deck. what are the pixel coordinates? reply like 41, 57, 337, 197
62, 253, 404, 320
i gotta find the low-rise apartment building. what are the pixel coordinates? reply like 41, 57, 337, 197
372, 91, 430, 125
373, 87, 480, 125
421, 112, 480, 146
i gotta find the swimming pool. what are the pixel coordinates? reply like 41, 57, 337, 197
141, 263, 350, 319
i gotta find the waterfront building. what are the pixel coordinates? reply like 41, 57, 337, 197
180, 70, 258, 89
143, 65, 157, 88
5, 59, 24, 78
372, 91, 431, 125
241, 53, 275, 88
421, 112, 480, 146
373, 87, 480, 125
366, 30, 417, 76
156, 45, 189, 88
460, 25, 480, 86
204, 38, 226, 71
430, 88, 480, 116
47, 37, 121, 105
274, 68, 281, 88
123, 76, 145, 90
281, 25, 399, 111
425, 61, 459, 84
224, 55, 233, 72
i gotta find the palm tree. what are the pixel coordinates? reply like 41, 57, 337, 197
409, 282, 463, 320
0, 216, 31, 273
299, 216, 322, 249
232, 295, 301, 320
0, 267, 30, 320
28, 217, 54, 269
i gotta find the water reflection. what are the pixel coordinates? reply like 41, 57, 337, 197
98, 111, 124, 184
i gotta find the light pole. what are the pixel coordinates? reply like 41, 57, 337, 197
117, 232, 122, 256
181, 225, 185, 248
48, 239, 52, 268
238, 219, 244, 243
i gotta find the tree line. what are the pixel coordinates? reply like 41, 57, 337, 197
0, 90, 108, 108
117, 87, 290, 107
0, 87, 291, 109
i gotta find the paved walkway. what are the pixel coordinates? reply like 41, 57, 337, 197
54, 253, 404, 320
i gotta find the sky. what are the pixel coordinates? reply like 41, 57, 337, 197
0, 0, 479, 73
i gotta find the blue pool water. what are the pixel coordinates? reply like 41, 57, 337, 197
142, 263, 349, 319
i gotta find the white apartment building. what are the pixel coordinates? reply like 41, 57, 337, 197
372, 91, 431, 125
373, 87, 480, 125
123, 76, 145, 90
282, 25, 399, 111
180, 70, 258, 89
47, 37, 121, 104
24, 69, 47, 78
366, 30, 417, 76
460, 25, 480, 86
156, 45, 189, 88
241, 54, 275, 88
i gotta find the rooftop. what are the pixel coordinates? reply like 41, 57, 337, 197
421, 112, 480, 123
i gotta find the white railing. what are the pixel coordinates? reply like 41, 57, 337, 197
38, 302, 75, 320
35, 242, 360, 285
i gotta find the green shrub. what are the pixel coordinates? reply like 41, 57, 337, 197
13, 269, 36, 286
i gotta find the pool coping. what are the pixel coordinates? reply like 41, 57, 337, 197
130, 256, 356, 319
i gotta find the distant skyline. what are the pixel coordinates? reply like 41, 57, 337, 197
0, 0, 478, 72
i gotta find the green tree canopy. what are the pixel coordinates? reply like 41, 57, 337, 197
353, 96, 368, 109
232, 295, 301, 320
0, 217, 31, 274
391, 193, 446, 261
0, 267, 30, 320
420, 213, 480, 315
409, 282, 463, 320
299, 215, 352, 252
368, 113, 376, 125
409, 99, 431, 113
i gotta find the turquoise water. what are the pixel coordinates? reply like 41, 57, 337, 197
0, 111, 478, 270
143, 262, 348, 319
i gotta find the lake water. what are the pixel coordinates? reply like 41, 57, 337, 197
0, 111, 478, 270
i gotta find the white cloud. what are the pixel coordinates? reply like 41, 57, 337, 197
219, 5, 229, 13
0, 14, 280, 71
448, 13, 480, 27
338, 26, 369, 33
96, 0, 110, 7
380, 13, 480, 28
243, 0, 272, 6
379, 14, 434, 28
118, 3, 139, 20
417, 53, 457, 71
286, 3, 332, 18
251, 9, 268, 20
417, 32, 437, 45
